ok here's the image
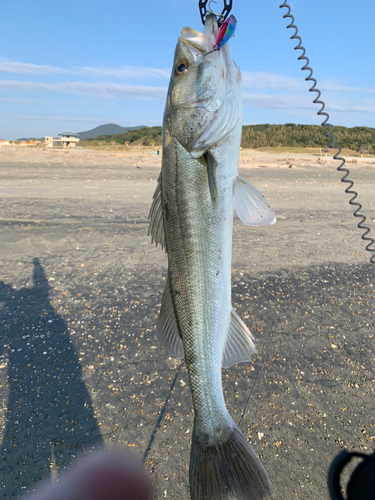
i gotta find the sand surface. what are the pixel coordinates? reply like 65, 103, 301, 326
0, 147, 374, 499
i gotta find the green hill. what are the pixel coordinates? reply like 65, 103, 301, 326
80, 124, 375, 151
77, 123, 147, 140
241, 124, 375, 150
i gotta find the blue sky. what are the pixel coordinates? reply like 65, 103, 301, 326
1, 0, 374, 139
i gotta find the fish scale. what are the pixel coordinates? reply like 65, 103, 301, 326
163, 132, 233, 437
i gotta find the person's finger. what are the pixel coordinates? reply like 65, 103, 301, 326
25, 450, 152, 500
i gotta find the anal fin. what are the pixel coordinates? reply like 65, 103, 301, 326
222, 308, 257, 369
157, 277, 184, 359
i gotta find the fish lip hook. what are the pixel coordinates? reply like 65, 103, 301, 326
196, 45, 219, 59
207, 0, 225, 21
196, 0, 221, 59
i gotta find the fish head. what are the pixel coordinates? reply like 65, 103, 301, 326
164, 14, 242, 157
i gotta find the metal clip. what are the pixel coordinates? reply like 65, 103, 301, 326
199, 0, 232, 27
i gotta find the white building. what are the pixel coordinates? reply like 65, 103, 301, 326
44, 131, 80, 148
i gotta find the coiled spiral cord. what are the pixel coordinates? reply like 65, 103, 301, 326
280, 2, 375, 264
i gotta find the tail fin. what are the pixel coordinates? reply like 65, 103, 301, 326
189, 423, 270, 500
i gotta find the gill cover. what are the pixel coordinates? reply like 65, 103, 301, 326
165, 14, 242, 157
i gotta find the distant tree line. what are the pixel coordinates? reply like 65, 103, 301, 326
241, 124, 375, 150
81, 127, 163, 147
80, 124, 375, 150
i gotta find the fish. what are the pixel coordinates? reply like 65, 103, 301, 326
148, 13, 275, 500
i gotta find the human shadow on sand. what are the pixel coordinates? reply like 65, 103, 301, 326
0, 258, 102, 498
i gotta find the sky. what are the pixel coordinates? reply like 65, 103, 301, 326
0, 0, 374, 139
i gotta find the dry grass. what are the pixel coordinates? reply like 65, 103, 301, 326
253, 146, 368, 156
80, 144, 160, 154
79, 143, 374, 158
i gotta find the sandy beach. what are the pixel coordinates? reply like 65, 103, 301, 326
0, 146, 374, 499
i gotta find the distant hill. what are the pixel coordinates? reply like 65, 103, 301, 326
16, 137, 41, 141
76, 123, 147, 140
14, 125, 145, 141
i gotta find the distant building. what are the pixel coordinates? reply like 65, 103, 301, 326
44, 131, 80, 148
0, 140, 10, 147
44, 136, 57, 147
58, 131, 80, 148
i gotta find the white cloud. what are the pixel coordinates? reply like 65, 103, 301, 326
1, 56, 374, 96
3, 115, 121, 123
242, 92, 315, 110
241, 71, 375, 95
79, 66, 170, 79
0, 80, 168, 100
329, 98, 375, 114
2, 77, 375, 116
0, 97, 30, 104
242, 91, 375, 117
241, 71, 304, 91
0, 58, 70, 75
0, 57, 170, 80
1, 114, 162, 127
320, 83, 375, 93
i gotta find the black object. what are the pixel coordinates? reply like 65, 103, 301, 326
279, 2, 375, 264
198, 0, 232, 26
328, 449, 375, 499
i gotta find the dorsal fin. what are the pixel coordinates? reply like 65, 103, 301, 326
148, 172, 167, 250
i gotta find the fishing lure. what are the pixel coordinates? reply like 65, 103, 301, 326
216, 14, 237, 49
199, 14, 237, 57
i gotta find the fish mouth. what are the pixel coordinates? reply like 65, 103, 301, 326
179, 15, 220, 61
179, 26, 216, 60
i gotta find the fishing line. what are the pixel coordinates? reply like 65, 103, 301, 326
279, 2, 375, 265
142, 362, 182, 465
237, 332, 273, 429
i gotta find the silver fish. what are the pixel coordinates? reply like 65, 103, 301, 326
149, 14, 275, 500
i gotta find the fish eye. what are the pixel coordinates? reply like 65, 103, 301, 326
175, 62, 188, 75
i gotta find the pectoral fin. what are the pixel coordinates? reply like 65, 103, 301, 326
205, 152, 218, 208
148, 172, 166, 249
157, 277, 184, 359
234, 176, 276, 226
222, 309, 257, 368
